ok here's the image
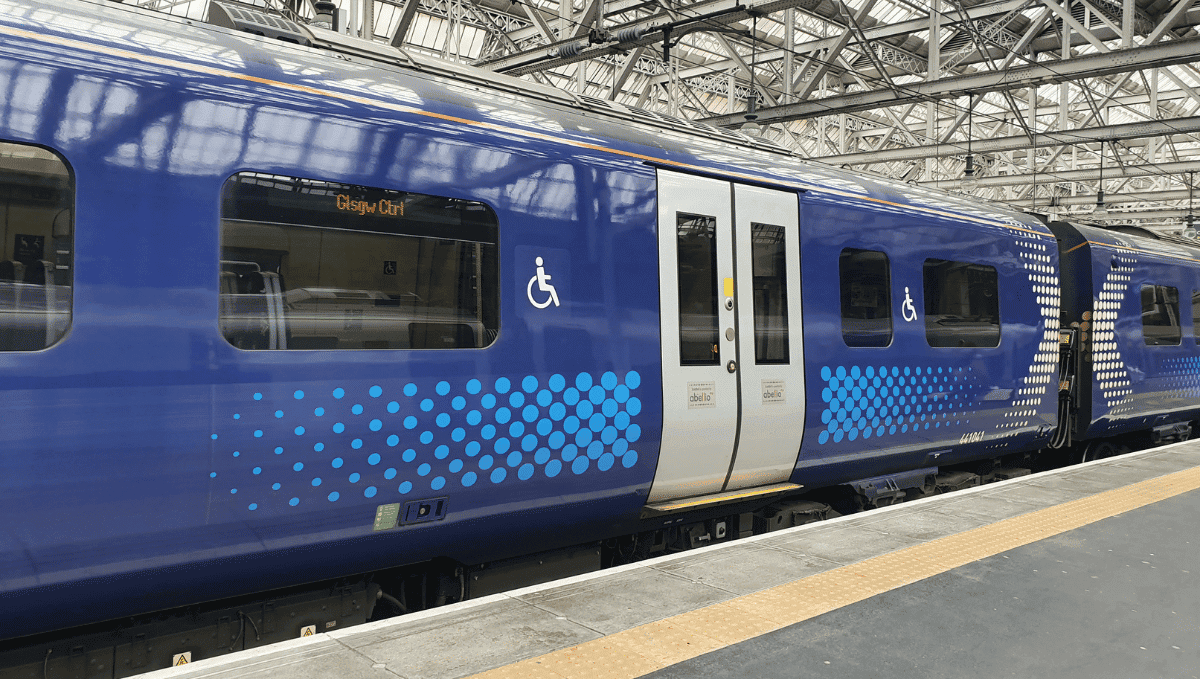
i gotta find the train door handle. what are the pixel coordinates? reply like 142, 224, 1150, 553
727, 360, 737, 373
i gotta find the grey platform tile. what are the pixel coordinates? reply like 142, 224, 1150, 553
1064, 461, 1172, 487
1135, 443, 1200, 465
921, 490, 1043, 523
1106, 453, 1199, 474
767, 522, 924, 565
138, 638, 394, 679
513, 567, 733, 636
983, 479, 1097, 506
349, 598, 599, 679
651, 542, 842, 596
841, 504, 989, 541
1018, 469, 1127, 495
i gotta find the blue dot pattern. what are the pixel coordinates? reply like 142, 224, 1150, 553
815, 364, 980, 444
209, 371, 642, 513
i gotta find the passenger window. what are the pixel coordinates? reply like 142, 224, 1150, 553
676, 212, 719, 365
923, 259, 1000, 348
1141, 284, 1181, 346
751, 223, 788, 364
839, 248, 892, 347
219, 172, 498, 350
0, 141, 72, 351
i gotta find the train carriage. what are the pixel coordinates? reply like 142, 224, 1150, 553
1053, 221, 1200, 448
799, 192, 1061, 488
0, 0, 1195, 672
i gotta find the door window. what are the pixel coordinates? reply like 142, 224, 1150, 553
676, 212, 719, 365
751, 223, 789, 364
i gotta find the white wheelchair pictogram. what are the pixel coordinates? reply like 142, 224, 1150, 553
527, 257, 561, 309
901, 286, 918, 322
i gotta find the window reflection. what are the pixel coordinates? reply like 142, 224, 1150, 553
0, 141, 72, 351
923, 259, 1000, 348
220, 172, 498, 350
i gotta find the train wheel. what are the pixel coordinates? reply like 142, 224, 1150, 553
1080, 441, 1117, 463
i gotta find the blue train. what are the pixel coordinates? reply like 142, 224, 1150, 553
1, 0, 1198, 674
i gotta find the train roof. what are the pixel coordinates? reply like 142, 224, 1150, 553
4, 0, 1049, 237
1061, 220, 1200, 266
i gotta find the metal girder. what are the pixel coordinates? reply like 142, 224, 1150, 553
1029, 189, 1192, 206
518, 0, 558, 43
390, 0, 423, 45
939, 0, 1030, 74
637, 0, 1037, 90
700, 36, 1200, 127
925, 159, 1200, 188
818, 116, 1200, 164
1101, 207, 1194, 220
475, 0, 1033, 76
794, 0, 875, 100
1147, 0, 1199, 43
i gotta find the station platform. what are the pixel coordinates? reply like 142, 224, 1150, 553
141, 441, 1200, 679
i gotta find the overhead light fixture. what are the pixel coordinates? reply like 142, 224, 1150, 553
1094, 142, 1108, 217
961, 94, 978, 192
741, 13, 761, 137
961, 154, 978, 191
313, 0, 337, 30
1185, 172, 1196, 238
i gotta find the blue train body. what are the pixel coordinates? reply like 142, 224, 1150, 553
0, 0, 1195, 649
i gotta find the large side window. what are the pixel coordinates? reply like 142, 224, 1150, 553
220, 173, 498, 350
677, 213, 719, 365
839, 248, 892, 347
751, 223, 788, 364
1142, 284, 1180, 346
923, 259, 1000, 348
0, 142, 72, 351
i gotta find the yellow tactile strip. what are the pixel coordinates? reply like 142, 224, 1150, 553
468, 465, 1200, 679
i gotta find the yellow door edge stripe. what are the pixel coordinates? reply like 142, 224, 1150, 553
0, 21, 1049, 238
466, 465, 1200, 679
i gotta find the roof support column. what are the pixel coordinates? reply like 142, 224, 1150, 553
783, 8, 794, 104
1028, 83, 1037, 177
1122, 0, 1134, 46
926, 0, 940, 179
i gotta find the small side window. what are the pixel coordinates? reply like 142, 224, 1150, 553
923, 259, 1000, 348
220, 173, 498, 350
839, 248, 891, 347
0, 141, 73, 351
1142, 284, 1180, 346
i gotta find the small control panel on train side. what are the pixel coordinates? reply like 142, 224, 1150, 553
373, 498, 449, 530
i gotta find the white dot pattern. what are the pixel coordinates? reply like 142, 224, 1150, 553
1089, 255, 1135, 413
994, 234, 1060, 440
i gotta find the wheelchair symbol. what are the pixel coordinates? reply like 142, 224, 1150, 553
901, 286, 918, 322
527, 257, 560, 309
